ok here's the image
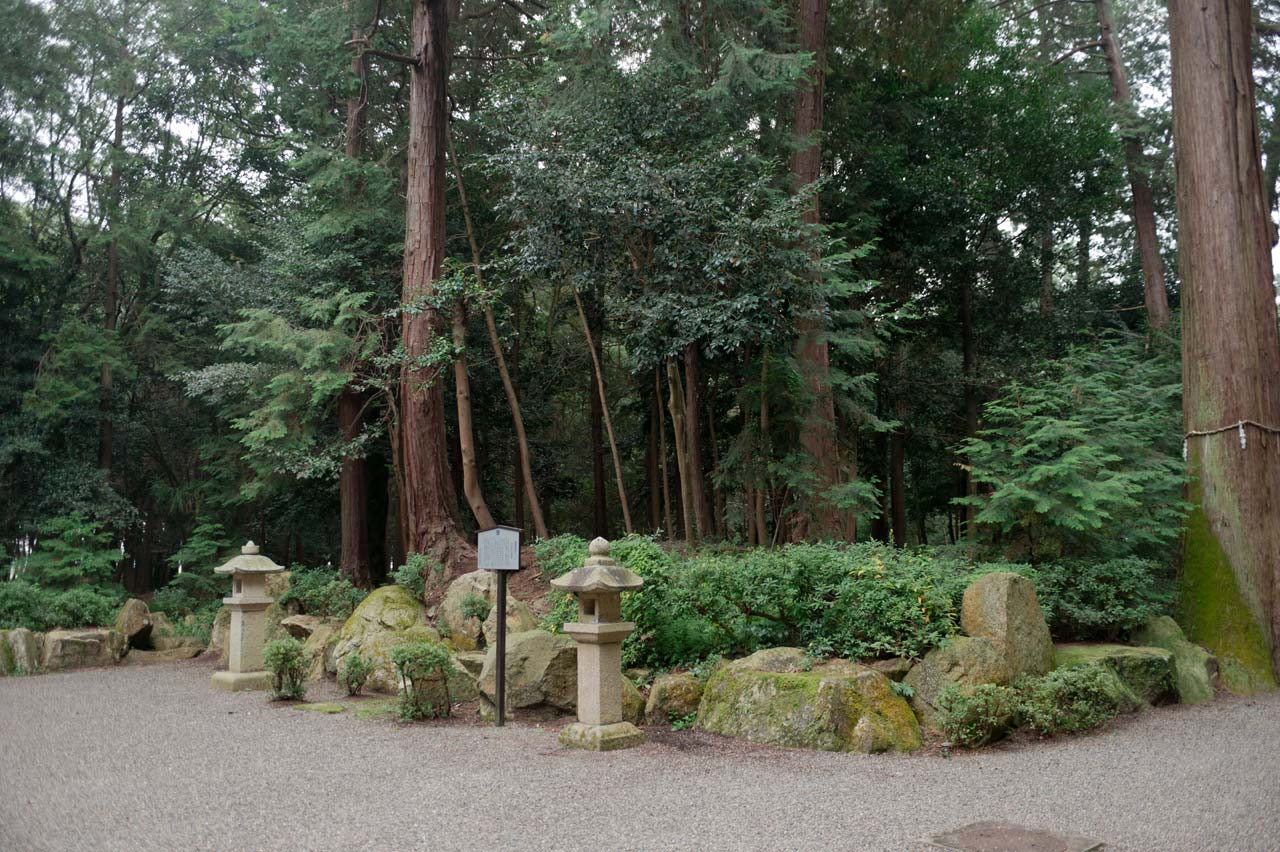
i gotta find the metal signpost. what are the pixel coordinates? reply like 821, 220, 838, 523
477, 525, 521, 726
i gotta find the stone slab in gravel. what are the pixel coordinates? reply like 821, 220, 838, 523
2, 659, 1279, 851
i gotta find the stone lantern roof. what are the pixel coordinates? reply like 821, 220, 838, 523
550, 538, 643, 594
214, 541, 285, 575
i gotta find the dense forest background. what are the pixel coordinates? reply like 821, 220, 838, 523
3, 0, 1278, 618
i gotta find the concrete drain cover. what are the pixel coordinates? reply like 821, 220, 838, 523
927, 820, 1103, 852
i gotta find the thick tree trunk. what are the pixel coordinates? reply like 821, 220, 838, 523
667, 359, 696, 546
1171, 0, 1280, 685
399, 0, 469, 572
683, 344, 715, 539
1096, 0, 1171, 330
338, 388, 373, 586
792, 0, 843, 541
452, 301, 496, 530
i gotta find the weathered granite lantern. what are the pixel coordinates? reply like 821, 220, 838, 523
551, 537, 645, 751
210, 541, 285, 692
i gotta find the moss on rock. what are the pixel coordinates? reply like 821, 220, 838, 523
331, 586, 440, 693
1179, 502, 1277, 694
903, 636, 1011, 730
1132, 616, 1217, 704
696, 648, 921, 753
1053, 643, 1175, 705
645, 672, 705, 724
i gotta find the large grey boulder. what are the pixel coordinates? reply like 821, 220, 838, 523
42, 629, 126, 671
1132, 616, 1217, 704
1054, 643, 1176, 705
303, 619, 341, 681
114, 599, 153, 647
696, 648, 921, 753
330, 585, 440, 693
645, 672, 704, 725
481, 597, 539, 647
479, 629, 577, 711
281, 614, 322, 640
961, 572, 1054, 678
903, 636, 1012, 729
439, 571, 496, 651
6, 628, 43, 673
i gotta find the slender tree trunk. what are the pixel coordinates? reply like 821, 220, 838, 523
452, 301, 495, 529
574, 290, 633, 535
756, 354, 770, 548
339, 389, 373, 586
366, 444, 389, 584
791, 0, 843, 541
1096, 0, 1171, 330
683, 344, 714, 539
667, 359, 696, 546
656, 368, 675, 540
446, 129, 547, 538
706, 396, 725, 539
890, 399, 907, 548
647, 390, 661, 532
100, 94, 124, 474
1038, 225, 1054, 317
589, 349, 608, 538
960, 275, 979, 535
1170, 0, 1280, 684
400, 0, 469, 571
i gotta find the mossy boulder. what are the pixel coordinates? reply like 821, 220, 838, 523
331, 586, 441, 693
696, 647, 921, 753
903, 636, 1011, 729
645, 672, 705, 724
479, 629, 577, 711
42, 629, 126, 671
1132, 616, 1217, 704
961, 572, 1054, 678
622, 677, 645, 726
439, 571, 497, 651
0, 631, 14, 675
114, 599, 153, 647
6, 628, 43, 673
1053, 643, 1176, 705
208, 606, 230, 662
303, 619, 341, 681
481, 597, 539, 647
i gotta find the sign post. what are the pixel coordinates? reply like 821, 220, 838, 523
477, 525, 521, 727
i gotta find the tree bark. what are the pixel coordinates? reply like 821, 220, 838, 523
890, 399, 907, 548
1038, 225, 1054, 317
399, 0, 469, 572
338, 388, 373, 585
656, 368, 675, 540
791, 0, 843, 541
683, 344, 714, 539
99, 94, 125, 474
960, 275, 979, 535
452, 300, 496, 529
1096, 0, 1171, 330
667, 358, 696, 546
647, 388, 661, 531
1171, 0, 1280, 683
574, 289, 633, 535
589, 314, 608, 538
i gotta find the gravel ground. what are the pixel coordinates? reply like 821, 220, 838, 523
2, 659, 1278, 852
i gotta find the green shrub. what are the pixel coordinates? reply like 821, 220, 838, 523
263, 637, 308, 700
458, 592, 491, 623
0, 580, 53, 630
23, 514, 120, 589
1016, 664, 1133, 736
391, 640, 455, 720
1032, 558, 1173, 641
46, 585, 124, 628
937, 683, 1020, 748
278, 567, 367, 620
150, 570, 228, 617
392, 553, 439, 599
340, 651, 372, 696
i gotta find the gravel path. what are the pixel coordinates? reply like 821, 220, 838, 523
2, 659, 1278, 852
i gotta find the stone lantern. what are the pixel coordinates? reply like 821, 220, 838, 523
551, 537, 645, 751
210, 541, 285, 692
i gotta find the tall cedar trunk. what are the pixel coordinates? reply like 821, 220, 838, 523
656, 368, 675, 540
452, 301, 495, 529
683, 344, 714, 539
1170, 0, 1280, 683
647, 390, 661, 531
890, 399, 907, 548
399, 0, 469, 572
338, 8, 372, 586
960, 276, 979, 534
667, 359, 696, 546
1096, 0, 1171, 330
446, 129, 547, 537
338, 389, 373, 586
707, 396, 725, 538
100, 94, 124, 474
792, 0, 843, 541
870, 426, 889, 542
366, 445, 389, 584
756, 355, 770, 547
589, 331, 608, 539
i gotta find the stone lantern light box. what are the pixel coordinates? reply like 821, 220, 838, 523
210, 541, 285, 692
551, 537, 646, 751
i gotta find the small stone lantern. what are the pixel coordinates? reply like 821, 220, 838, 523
210, 541, 285, 692
551, 537, 645, 751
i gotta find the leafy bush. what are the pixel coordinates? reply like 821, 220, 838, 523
958, 334, 1187, 562
23, 514, 120, 589
1031, 558, 1173, 641
937, 683, 1020, 748
46, 585, 124, 628
391, 640, 455, 720
150, 569, 229, 617
263, 637, 308, 700
0, 580, 52, 630
278, 567, 367, 620
392, 553, 440, 600
1016, 664, 1133, 736
458, 592, 491, 623
340, 651, 372, 696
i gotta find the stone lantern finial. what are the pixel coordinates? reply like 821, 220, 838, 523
242, 540, 259, 555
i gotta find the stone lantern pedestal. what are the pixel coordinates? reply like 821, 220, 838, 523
210, 542, 285, 693
551, 538, 645, 751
